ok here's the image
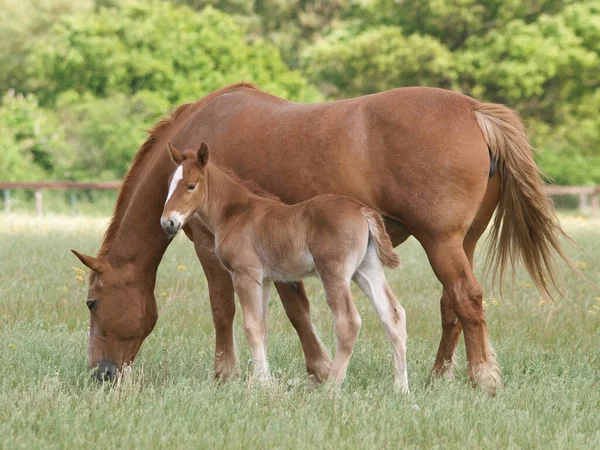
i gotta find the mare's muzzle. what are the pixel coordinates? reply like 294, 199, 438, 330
92, 360, 118, 382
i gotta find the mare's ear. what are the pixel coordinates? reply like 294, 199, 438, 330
71, 250, 105, 274
167, 142, 184, 165
197, 142, 209, 166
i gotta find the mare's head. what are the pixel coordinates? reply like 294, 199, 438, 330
70, 250, 158, 381
161, 142, 209, 236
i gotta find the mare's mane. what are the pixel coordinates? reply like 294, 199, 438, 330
97, 82, 257, 258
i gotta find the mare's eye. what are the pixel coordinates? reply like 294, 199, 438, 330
86, 299, 98, 311
187, 184, 196, 191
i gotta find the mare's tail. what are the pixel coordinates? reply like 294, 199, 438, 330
473, 102, 584, 299
361, 207, 401, 269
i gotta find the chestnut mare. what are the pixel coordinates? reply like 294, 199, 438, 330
72, 82, 575, 394
160, 142, 408, 391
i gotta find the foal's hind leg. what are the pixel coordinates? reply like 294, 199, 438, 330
318, 266, 362, 386
354, 248, 409, 393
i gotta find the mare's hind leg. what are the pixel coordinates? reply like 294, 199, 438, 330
274, 282, 332, 385
353, 247, 408, 393
424, 237, 501, 395
431, 174, 500, 380
317, 266, 362, 386
431, 290, 462, 379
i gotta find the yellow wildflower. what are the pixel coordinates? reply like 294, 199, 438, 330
539, 299, 546, 306
2, 314, 6, 318
588, 310, 597, 316
491, 299, 499, 306
519, 281, 533, 288
593, 305, 600, 310
9, 344, 15, 349
75, 275, 84, 282
177, 265, 186, 271
576, 261, 588, 269
161, 292, 167, 297
483, 300, 488, 308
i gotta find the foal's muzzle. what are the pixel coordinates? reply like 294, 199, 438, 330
92, 360, 118, 382
160, 216, 182, 236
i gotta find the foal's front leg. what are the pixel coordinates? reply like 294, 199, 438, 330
232, 272, 270, 384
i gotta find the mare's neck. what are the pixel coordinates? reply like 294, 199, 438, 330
198, 163, 255, 233
105, 153, 172, 284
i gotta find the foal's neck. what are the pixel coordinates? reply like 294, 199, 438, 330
199, 163, 257, 232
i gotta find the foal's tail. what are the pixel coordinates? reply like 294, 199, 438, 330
361, 207, 401, 268
473, 102, 584, 299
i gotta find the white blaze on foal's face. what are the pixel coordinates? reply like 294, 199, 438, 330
166, 165, 183, 203
161, 141, 210, 235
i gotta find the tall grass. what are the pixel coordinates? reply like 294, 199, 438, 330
0, 214, 598, 449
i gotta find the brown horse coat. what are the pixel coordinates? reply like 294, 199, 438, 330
73, 83, 575, 394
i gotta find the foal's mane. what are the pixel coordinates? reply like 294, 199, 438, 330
218, 166, 281, 202
97, 82, 257, 258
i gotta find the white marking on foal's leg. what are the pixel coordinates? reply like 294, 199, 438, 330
166, 165, 183, 203
232, 275, 271, 385
354, 246, 409, 393
261, 282, 271, 351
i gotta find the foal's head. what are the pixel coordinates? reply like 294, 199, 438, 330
161, 142, 209, 235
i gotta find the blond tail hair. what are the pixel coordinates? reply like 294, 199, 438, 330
473, 102, 585, 300
361, 207, 401, 269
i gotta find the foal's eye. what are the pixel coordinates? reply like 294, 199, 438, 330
187, 184, 196, 191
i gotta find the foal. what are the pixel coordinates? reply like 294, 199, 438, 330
161, 142, 408, 392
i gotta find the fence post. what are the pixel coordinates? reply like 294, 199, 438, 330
578, 192, 589, 214
35, 189, 43, 217
592, 194, 599, 220
70, 191, 77, 216
3, 189, 10, 213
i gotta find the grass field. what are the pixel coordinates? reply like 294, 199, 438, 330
1, 214, 599, 449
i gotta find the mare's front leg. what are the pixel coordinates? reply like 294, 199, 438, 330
185, 221, 239, 380
274, 282, 332, 385
231, 272, 271, 384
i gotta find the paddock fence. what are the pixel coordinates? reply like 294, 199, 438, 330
0, 181, 598, 218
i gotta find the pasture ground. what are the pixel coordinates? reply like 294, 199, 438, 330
1, 214, 599, 449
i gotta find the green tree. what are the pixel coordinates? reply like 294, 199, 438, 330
28, 1, 320, 105
0, 91, 71, 181
0, 0, 94, 94
56, 91, 171, 179
303, 26, 457, 98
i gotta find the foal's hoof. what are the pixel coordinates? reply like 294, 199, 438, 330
393, 379, 410, 394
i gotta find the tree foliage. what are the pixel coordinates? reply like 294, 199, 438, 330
0, 0, 598, 185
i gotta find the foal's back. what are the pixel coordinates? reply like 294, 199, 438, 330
219, 194, 371, 282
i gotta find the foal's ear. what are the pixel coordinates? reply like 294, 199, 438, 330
197, 142, 209, 166
71, 250, 105, 274
167, 142, 184, 165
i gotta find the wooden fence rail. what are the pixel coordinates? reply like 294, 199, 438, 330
0, 181, 598, 218
0, 181, 121, 216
